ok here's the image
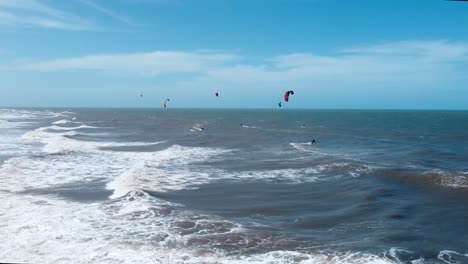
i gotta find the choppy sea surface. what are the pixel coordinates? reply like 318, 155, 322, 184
1, 108, 467, 264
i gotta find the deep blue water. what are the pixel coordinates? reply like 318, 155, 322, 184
0, 108, 467, 263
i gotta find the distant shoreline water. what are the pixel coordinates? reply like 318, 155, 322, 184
2, 106, 468, 111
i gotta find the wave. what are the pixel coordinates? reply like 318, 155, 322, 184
0, 138, 37, 156
235, 251, 395, 264
0, 152, 128, 192
429, 170, 468, 189
0, 188, 402, 264
241, 124, 257, 129
106, 145, 229, 198
288, 143, 339, 159
0, 120, 37, 129
438, 250, 468, 264
22, 130, 94, 154
106, 146, 371, 199
21, 129, 164, 154
38, 124, 99, 131
14, 123, 373, 197
52, 119, 70, 125
0, 109, 75, 130
7, 131, 361, 198
0, 108, 65, 120
375, 168, 468, 189
290, 142, 313, 152
52, 119, 77, 125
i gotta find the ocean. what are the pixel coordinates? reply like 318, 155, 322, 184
0, 108, 467, 264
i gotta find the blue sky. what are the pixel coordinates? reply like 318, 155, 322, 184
1, 0, 468, 109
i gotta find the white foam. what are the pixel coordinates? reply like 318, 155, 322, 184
52, 119, 74, 125
107, 145, 229, 198
22, 129, 165, 154
23, 130, 94, 153
0, 108, 66, 120
0, 140, 219, 196
425, 170, 468, 189
38, 124, 99, 131
0, 154, 125, 192
438, 250, 468, 264
383, 247, 427, 264
0, 109, 73, 136
0, 138, 167, 193
289, 142, 339, 159
232, 250, 395, 264
0, 189, 241, 263
0, 131, 38, 156
290, 142, 313, 152
0, 109, 44, 129
0, 189, 401, 264
226, 167, 321, 183
105, 144, 368, 200
0, 119, 37, 129
221, 161, 370, 183
440, 174, 468, 188
0, 109, 71, 156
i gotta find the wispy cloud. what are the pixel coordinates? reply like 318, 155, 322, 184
0, 0, 178, 30
14, 51, 239, 76
9, 40, 468, 87
76, 0, 135, 25
0, 0, 94, 30
340, 40, 468, 61
203, 40, 468, 86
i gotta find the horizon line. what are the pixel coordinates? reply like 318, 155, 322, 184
1, 106, 468, 112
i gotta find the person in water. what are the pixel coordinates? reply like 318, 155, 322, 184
311, 139, 316, 144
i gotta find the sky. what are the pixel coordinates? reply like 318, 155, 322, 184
1, 0, 468, 109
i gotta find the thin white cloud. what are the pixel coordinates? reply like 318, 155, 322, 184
0, 0, 95, 30
200, 40, 468, 86
0, 0, 66, 17
9, 40, 468, 86
0, 0, 178, 30
15, 51, 239, 76
340, 40, 468, 61
76, 0, 135, 25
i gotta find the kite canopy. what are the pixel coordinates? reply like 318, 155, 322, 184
284, 90, 295, 102
215, 91, 219, 97
163, 98, 170, 108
